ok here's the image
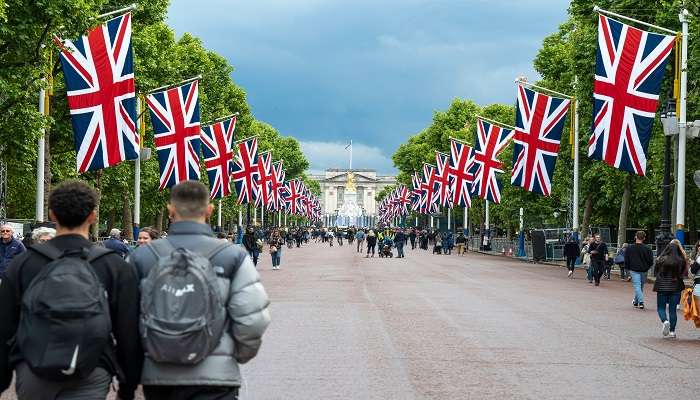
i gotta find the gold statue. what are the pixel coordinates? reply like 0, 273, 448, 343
346, 172, 357, 193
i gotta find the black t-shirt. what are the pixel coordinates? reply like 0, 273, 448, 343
624, 243, 654, 272
589, 241, 608, 262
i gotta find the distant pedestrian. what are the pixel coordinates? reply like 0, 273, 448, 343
653, 239, 687, 339
564, 236, 579, 278
243, 226, 259, 266
614, 243, 629, 280
395, 229, 406, 258
625, 231, 653, 310
355, 229, 365, 253
269, 229, 284, 270
409, 228, 417, 250
588, 234, 608, 286
137, 227, 160, 247
581, 236, 593, 283
104, 228, 130, 258
0, 224, 26, 274
455, 232, 467, 255
30, 226, 56, 244
366, 230, 377, 257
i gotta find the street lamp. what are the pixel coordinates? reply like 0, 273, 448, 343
658, 98, 677, 255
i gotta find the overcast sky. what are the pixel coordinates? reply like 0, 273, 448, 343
167, 0, 570, 174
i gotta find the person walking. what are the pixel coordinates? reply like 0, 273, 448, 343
129, 181, 270, 399
355, 229, 365, 253
588, 234, 608, 286
0, 180, 142, 400
409, 228, 417, 250
455, 232, 467, 255
582, 236, 593, 283
30, 226, 56, 244
0, 224, 26, 274
366, 230, 377, 257
625, 231, 654, 310
653, 239, 687, 339
269, 229, 284, 270
243, 226, 259, 266
395, 229, 406, 258
614, 243, 629, 280
564, 236, 579, 278
104, 228, 130, 258
336, 228, 344, 246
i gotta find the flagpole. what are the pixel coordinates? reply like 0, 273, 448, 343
146, 75, 202, 95
573, 93, 580, 238
133, 96, 142, 239
261, 206, 264, 228
217, 199, 222, 231
447, 207, 451, 230
36, 80, 46, 222
485, 200, 490, 230
349, 140, 353, 170
676, 9, 689, 244
463, 207, 468, 235
475, 115, 517, 131
97, 3, 136, 19
594, 6, 677, 35
254, 206, 257, 225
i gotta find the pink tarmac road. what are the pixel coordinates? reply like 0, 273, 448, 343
2, 242, 699, 399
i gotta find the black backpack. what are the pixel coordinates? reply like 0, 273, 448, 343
16, 243, 113, 381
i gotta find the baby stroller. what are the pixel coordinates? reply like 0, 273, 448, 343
379, 239, 394, 258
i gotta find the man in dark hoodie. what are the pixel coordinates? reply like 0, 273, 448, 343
0, 180, 142, 400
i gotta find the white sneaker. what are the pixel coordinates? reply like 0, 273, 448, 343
668, 331, 677, 339
567, 271, 573, 278
662, 321, 670, 337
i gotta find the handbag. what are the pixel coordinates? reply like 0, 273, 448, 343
270, 245, 277, 254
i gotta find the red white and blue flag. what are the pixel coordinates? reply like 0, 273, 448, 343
147, 80, 201, 190
588, 14, 675, 176
55, 13, 138, 173
411, 172, 423, 212
434, 151, 453, 208
231, 137, 259, 205
448, 138, 474, 208
511, 85, 570, 196
269, 161, 286, 211
254, 151, 273, 208
470, 119, 514, 204
283, 179, 302, 215
420, 164, 440, 214
200, 116, 236, 199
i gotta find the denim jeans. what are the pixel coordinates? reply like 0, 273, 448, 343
630, 271, 647, 305
587, 263, 593, 281
396, 243, 404, 258
248, 250, 259, 266
271, 247, 281, 267
566, 256, 576, 272
657, 291, 682, 331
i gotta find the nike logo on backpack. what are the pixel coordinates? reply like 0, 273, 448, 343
61, 345, 79, 375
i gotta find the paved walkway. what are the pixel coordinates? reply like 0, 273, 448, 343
2, 242, 699, 399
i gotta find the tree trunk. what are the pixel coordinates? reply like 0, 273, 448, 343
122, 189, 133, 241
617, 174, 633, 247
581, 190, 594, 238
106, 208, 115, 234
156, 208, 164, 232
671, 136, 678, 228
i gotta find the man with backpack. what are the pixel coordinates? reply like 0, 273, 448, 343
0, 180, 142, 400
129, 180, 271, 400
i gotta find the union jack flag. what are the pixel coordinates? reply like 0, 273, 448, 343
588, 14, 675, 176
420, 164, 440, 214
470, 119, 514, 204
200, 116, 236, 199
147, 80, 201, 190
283, 179, 302, 215
254, 151, 273, 208
448, 138, 474, 207
231, 137, 259, 205
395, 185, 412, 217
411, 172, 423, 212
55, 13, 138, 173
434, 151, 453, 208
268, 161, 286, 211
511, 85, 570, 196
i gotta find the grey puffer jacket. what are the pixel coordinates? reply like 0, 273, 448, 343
128, 221, 271, 387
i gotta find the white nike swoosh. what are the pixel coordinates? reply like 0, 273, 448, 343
61, 345, 79, 375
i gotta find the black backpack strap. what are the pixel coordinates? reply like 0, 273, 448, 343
29, 242, 64, 261
87, 246, 116, 263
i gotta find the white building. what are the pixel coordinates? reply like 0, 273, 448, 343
307, 169, 396, 225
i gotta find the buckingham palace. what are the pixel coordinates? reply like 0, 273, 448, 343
307, 169, 396, 226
